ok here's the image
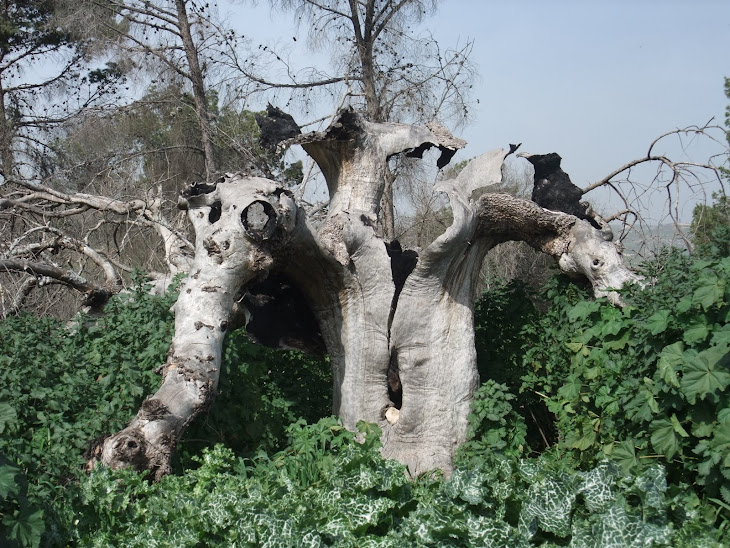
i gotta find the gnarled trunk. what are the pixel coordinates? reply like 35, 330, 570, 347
95, 109, 639, 478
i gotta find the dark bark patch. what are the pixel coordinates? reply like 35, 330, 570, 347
208, 201, 222, 223
109, 431, 149, 471
385, 240, 418, 296
385, 240, 419, 331
203, 237, 222, 260
255, 104, 302, 152
405, 143, 457, 169
387, 351, 403, 409
139, 397, 171, 421
524, 153, 602, 229
360, 214, 375, 228
194, 321, 214, 330
84, 435, 107, 472
182, 181, 218, 198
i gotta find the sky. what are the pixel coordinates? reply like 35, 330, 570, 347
227, 1, 730, 222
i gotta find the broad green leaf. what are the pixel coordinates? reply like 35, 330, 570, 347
659, 341, 684, 366
519, 476, 576, 538
711, 326, 730, 347
565, 341, 584, 353
645, 310, 670, 335
676, 296, 692, 314
606, 440, 640, 473
577, 461, 617, 512
571, 504, 671, 548
0, 401, 17, 434
603, 330, 631, 351
0, 463, 20, 499
693, 275, 725, 310
568, 300, 600, 323
658, 342, 684, 388
682, 317, 710, 345
690, 404, 717, 438
670, 413, 689, 438
601, 318, 625, 337
6, 508, 44, 548
650, 418, 682, 459
680, 347, 730, 404
568, 418, 598, 451
657, 353, 681, 389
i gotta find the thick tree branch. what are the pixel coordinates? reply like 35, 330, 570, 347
0, 259, 113, 308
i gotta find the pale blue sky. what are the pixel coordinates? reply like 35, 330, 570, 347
227, 0, 730, 221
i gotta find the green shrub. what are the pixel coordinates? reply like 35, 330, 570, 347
513, 250, 730, 537
0, 458, 44, 548
2, 250, 729, 545
63, 418, 719, 547
0, 280, 331, 545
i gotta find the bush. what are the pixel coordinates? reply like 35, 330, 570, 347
0, 280, 330, 545
62, 419, 719, 547
2, 251, 729, 545
512, 250, 730, 538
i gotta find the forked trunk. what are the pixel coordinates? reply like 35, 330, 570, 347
94, 110, 639, 478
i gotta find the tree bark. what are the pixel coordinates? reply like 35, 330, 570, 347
96, 177, 297, 477
95, 110, 639, 477
173, 0, 217, 180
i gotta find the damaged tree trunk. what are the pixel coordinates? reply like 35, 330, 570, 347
95, 108, 639, 478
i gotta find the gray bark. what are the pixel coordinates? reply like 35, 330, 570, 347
173, 0, 217, 180
95, 110, 639, 478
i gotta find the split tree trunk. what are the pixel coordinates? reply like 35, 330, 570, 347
96, 109, 639, 478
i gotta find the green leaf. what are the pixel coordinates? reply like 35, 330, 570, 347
606, 440, 641, 473
6, 508, 45, 548
0, 464, 20, 499
645, 310, 670, 335
669, 413, 689, 438
650, 418, 682, 459
568, 300, 601, 323
680, 347, 730, 404
565, 341, 584, 353
711, 325, 730, 347
0, 401, 17, 435
693, 274, 725, 310
657, 348, 681, 389
603, 330, 631, 351
676, 296, 692, 314
682, 317, 710, 345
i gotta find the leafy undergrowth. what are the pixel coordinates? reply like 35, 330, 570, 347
1, 250, 729, 546
521, 253, 730, 506
471, 250, 730, 544
61, 420, 721, 547
0, 279, 330, 546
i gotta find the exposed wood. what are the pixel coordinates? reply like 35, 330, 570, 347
96, 110, 639, 477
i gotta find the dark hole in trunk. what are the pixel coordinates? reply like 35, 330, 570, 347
242, 272, 325, 354
208, 200, 222, 223
387, 352, 402, 409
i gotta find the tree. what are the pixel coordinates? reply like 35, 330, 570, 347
231, 0, 474, 239
0, 0, 283, 315
1, 2, 725, 481
93, 108, 640, 478
689, 77, 730, 259
691, 192, 730, 258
